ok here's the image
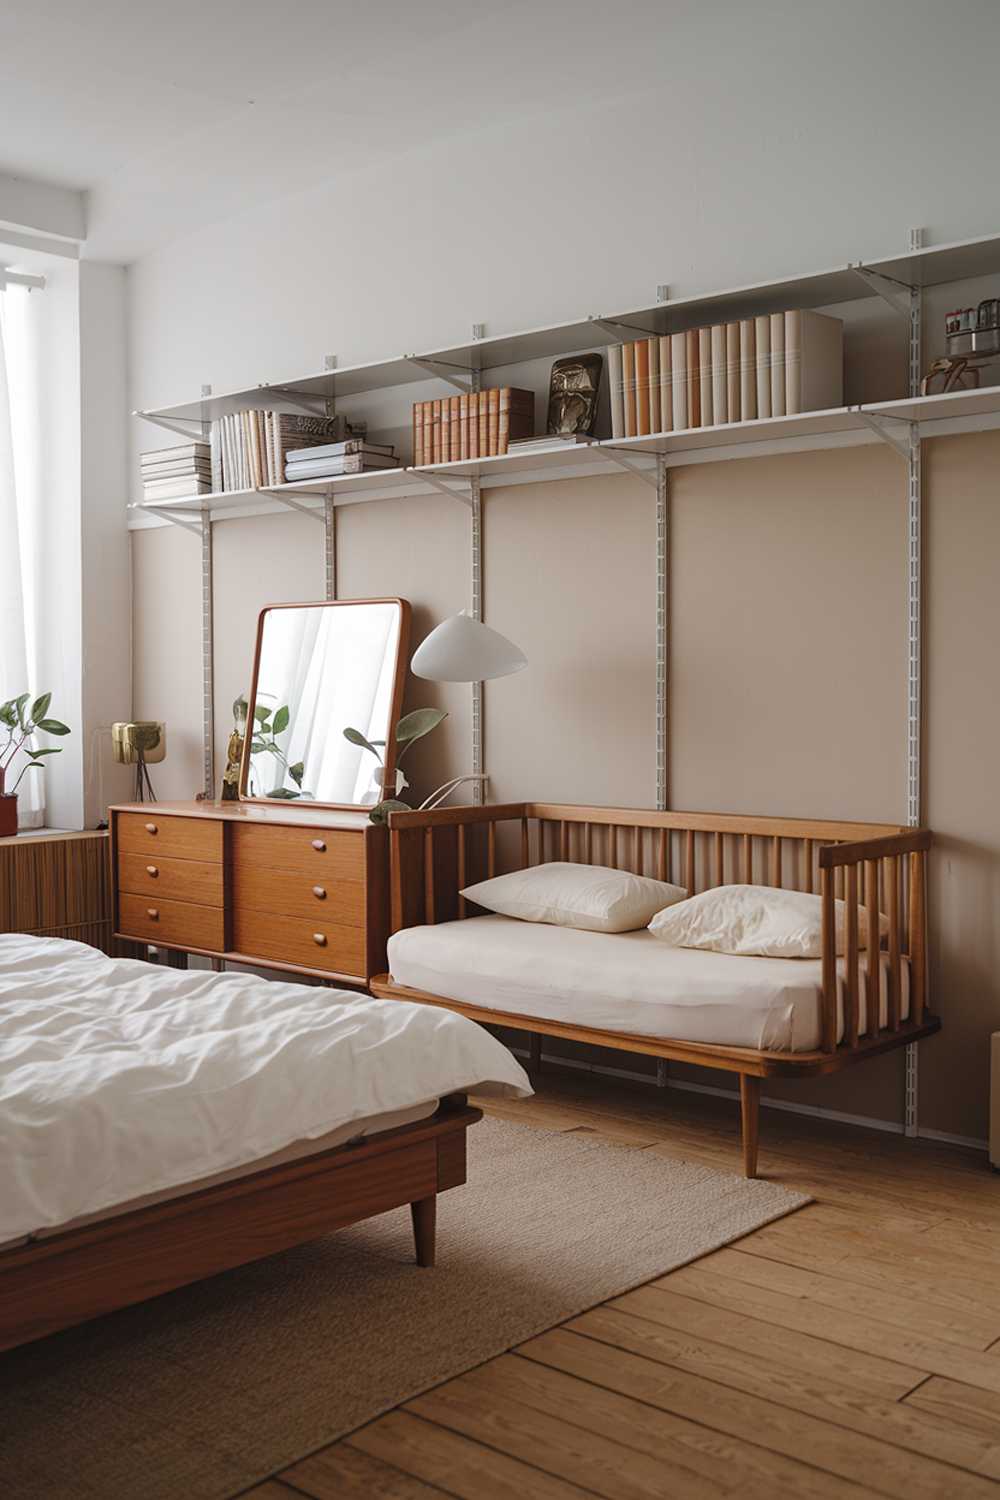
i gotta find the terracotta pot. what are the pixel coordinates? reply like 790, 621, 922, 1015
0, 794, 17, 838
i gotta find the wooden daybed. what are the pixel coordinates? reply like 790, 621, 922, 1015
0, 1095, 479, 1354
371, 803, 940, 1177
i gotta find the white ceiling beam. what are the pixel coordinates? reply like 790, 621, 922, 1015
0, 170, 86, 244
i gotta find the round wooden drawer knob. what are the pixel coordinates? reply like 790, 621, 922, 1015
312, 885, 327, 900
311, 839, 326, 852
146, 865, 159, 877
145, 822, 158, 835
147, 908, 159, 920
313, 933, 327, 947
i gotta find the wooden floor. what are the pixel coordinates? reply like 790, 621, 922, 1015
244, 1069, 1000, 1500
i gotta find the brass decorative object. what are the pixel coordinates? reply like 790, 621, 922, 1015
546, 353, 603, 436
111, 721, 165, 802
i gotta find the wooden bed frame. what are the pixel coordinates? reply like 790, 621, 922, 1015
371, 803, 941, 1177
0, 1094, 479, 1354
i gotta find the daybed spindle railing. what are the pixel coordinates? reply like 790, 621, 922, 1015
383, 804, 937, 1177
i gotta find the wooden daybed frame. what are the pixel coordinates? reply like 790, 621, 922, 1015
371, 803, 940, 1177
0, 1094, 479, 1353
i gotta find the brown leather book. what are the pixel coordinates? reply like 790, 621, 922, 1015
634, 339, 650, 436
498, 388, 534, 453
450, 396, 461, 461
431, 400, 442, 463
478, 391, 490, 456
413, 402, 423, 466
441, 399, 451, 463
487, 388, 500, 455
459, 392, 469, 460
469, 392, 480, 459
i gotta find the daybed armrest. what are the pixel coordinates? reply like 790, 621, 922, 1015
817, 829, 931, 1052
387, 804, 528, 932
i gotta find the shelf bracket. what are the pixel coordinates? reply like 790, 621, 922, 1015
140, 505, 205, 536
858, 411, 913, 460
602, 447, 660, 489
849, 265, 915, 322
413, 469, 475, 508
261, 488, 327, 522
589, 315, 658, 341
133, 410, 210, 440
265, 385, 330, 417
404, 355, 475, 394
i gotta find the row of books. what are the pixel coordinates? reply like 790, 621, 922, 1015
283, 439, 398, 481
212, 411, 372, 492
140, 442, 212, 501
412, 387, 534, 466
608, 310, 843, 439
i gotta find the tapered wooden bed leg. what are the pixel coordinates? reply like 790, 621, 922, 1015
528, 1033, 543, 1073
411, 1195, 437, 1267
740, 1075, 761, 1179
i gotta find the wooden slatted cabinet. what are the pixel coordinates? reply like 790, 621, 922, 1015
110, 800, 388, 986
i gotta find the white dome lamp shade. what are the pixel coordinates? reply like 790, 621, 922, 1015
410, 611, 527, 683
409, 612, 527, 810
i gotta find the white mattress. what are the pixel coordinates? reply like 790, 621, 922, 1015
0, 933, 531, 1246
388, 915, 910, 1054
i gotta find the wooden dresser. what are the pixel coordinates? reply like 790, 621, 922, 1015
109, 801, 388, 987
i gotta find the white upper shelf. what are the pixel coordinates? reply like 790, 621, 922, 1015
127, 385, 1000, 529
135, 231, 1000, 426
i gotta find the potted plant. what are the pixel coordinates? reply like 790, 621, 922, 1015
344, 707, 447, 823
0, 692, 70, 836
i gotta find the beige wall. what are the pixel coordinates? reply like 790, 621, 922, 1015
131, 433, 1000, 1143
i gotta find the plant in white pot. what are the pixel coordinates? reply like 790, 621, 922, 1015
0, 692, 70, 836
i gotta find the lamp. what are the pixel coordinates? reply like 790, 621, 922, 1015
410, 612, 526, 809
112, 721, 166, 802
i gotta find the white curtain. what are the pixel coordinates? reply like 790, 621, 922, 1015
0, 289, 44, 828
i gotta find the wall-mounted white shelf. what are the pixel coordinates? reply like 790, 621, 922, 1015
134, 230, 1000, 429
128, 384, 1000, 528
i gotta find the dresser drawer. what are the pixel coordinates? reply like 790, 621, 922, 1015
233, 862, 365, 926
232, 909, 365, 977
117, 813, 222, 863
231, 823, 364, 881
119, 851, 223, 907
119, 893, 224, 951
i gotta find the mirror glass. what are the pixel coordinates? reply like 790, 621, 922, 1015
241, 599, 409, 807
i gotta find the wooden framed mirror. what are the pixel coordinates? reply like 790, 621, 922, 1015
240, 598, 411, 809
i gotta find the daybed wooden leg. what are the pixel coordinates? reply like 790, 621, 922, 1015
740, 1075, 761, 1179
528, 1032, 543, 1073
411, 1195, 437, 1268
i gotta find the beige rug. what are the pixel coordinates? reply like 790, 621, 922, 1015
0, 1115, 808, 1499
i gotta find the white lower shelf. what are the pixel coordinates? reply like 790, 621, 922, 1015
127, 386, 1000, 529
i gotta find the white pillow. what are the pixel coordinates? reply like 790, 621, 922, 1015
461, 862, 688, 934
647, 884, 887, 959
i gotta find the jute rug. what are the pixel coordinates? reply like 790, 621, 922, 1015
0, 1115, 808, 1499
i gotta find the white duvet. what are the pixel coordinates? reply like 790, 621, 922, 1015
0, 933, 531, 1244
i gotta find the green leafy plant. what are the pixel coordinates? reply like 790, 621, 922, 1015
247, 701, 307, 799
0, 691, 70, 797
343, 707, 448, 823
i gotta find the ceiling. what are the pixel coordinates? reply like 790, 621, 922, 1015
0, 0, 678, 262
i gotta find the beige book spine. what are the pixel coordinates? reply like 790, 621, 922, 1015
711, 325, 727, 425
670, 332, 688, 431
699, 327, 713, 427
635, 338, 650, 436
769, 312, 786, 418
726, 323, 740, 422
754, 315, 771, 420
686, 330, 701, 428
658, 335, 672, 432
608, 344, 625, 439
622, 343, 636, 438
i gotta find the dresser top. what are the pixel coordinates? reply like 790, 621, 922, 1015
110, 800, 375, 831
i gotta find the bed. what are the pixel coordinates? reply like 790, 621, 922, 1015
370, 802, 941, 1177
0, 933, 531, 1352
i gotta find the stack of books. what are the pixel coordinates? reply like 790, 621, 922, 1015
506, 434, 596, 456
141, 443, 212, 501
284, 439, 399, 482
608, 310, 843, 439
412, 388, 534, 465
211, 412, 369, 492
